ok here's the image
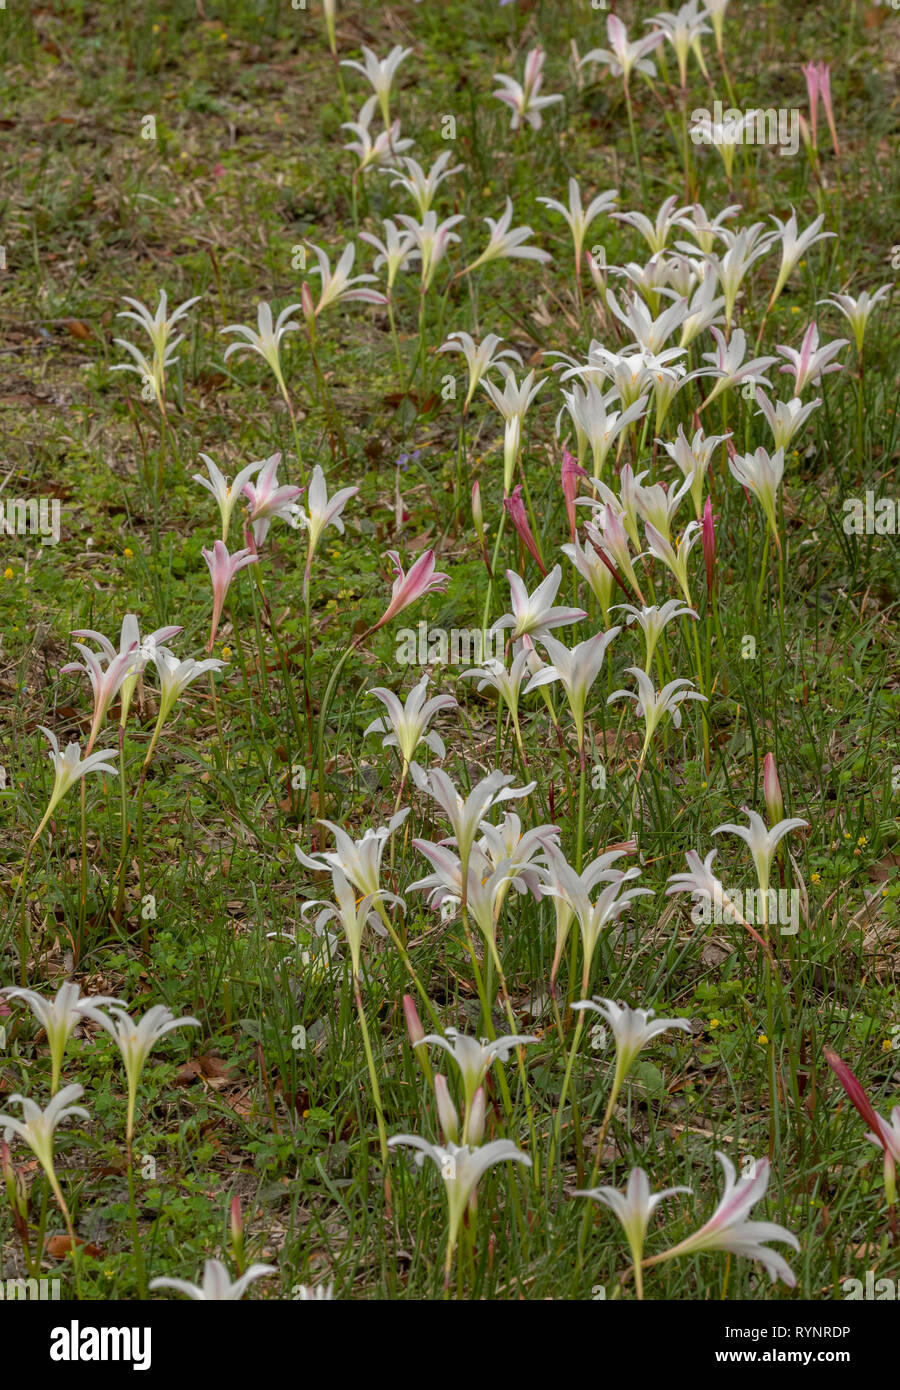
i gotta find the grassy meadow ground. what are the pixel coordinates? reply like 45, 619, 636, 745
0, 0, 898, 1305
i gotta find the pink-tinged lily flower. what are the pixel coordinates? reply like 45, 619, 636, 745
241, 452, 304, 547
580, 14, 664, 87
763, 753, 784, 823
561, 448, 588, 543
71, 615, 182, 727
202, 540, 258, 652
702, 496, 716, 598
646, 1152, 800, 1287
825, 1050, 900, 1204
776, 321, 846, 397
303, 240, 388, 321
61, 639, 140, 753
503, 485, 546, 575
491, 565, 586, 645
492, 47, 563, 131
368, 548, 450, 635
804, 61, 839, 156
802, 62, 822, 150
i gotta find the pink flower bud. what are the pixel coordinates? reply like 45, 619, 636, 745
503, 485, 547, 575
763, 753, 783, 823
402, 993, 424, 1049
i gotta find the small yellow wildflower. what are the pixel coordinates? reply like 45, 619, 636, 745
3, 568, 13, 580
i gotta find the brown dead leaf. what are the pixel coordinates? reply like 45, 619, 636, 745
46, 1234, 103, 1259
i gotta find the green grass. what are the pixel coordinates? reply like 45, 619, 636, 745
0, 0, 898, 1301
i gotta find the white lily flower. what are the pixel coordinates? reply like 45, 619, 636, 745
699, 223, 774, 326
438, 331, 523, 411
612, 599, 697, 671
295, 810, 409, 899
340, 44, 413, 128
359, 218, 420, 291
32, 727, 118, 845
712, 807, 808, 917
526, 628, 621, 749
767, 208, 835, 307
818, 284, 892, 355
416, 1028, 540, 1118
220, 300, 302, 409
385, 152, 464, 217
387, 1133, 531, 1274
302, 868, 404, 980
753, 389, 820, 452
1, 1084, 89, 1189
491, 564, 586, 645
537, 844, 637, 985
408, 839, 520, 948
607, 287, 689, 355
409, 767, 535, 880
614, 196, 687, 256
364, 674, 457, 770
297, 464, 358, 594
608, 666, 706, 761
458, 649, 533, 727
689, 108, 764, 179
679, 266, 726, 347
341, 95, 413, 173
0, 983, 124, 1094
396, 210, 465, 290
561, 529, 615, 617
538, 178, 618, 273
541, 860, 652, 987
478, 364, 548, 494
70, 613, 182, 729
658, 424, 729, 518
572, 997, 691, 1093
650, 1152, 800, 1286
557, 381, 648, 479
480, 366, 548, 493
671, 200, 741, 256
728, 446, 784, 539
643, 519, 703, 606
150, 1259, 276, 1301
647, 0, 712, 87
477, 810, 559, 890
111, 290, 201, 410
305, 241, 387, 318
463, 197, 551, 276
194, 453, 265, 542
623, 466, 694, 547
96, 1006, 200, 1144
576, 1167, 691, 1281
492, 46, 563, 131
584, 506, 645, 604
241, 450, 304, 547
149, 647, 225, 727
